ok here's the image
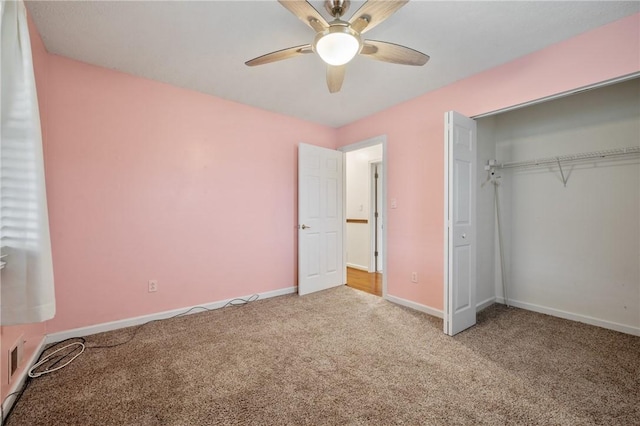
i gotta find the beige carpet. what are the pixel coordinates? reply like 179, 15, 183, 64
6, 286, 640, 425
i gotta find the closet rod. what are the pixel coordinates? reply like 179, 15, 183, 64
497, 146, 639, 169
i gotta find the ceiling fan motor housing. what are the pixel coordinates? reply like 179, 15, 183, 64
325, 0, 350, 18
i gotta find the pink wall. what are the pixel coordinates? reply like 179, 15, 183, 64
43, 55, 337, 333
336, 13, 640, 310
1, 12, 49, 403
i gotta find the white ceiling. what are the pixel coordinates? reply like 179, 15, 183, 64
27, 1, 639, 128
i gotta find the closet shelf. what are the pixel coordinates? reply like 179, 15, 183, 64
497, 146, 639, 169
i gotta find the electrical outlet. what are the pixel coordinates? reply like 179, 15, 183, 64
411, 272, 418, 283
148, 280, 158, 293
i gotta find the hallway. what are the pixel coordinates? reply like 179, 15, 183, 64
346, 267, 382, 296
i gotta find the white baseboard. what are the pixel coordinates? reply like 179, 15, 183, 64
495, 297, 640, 337
2, 336, 47, 421
346, 263, 369, 272
386, 294, 443, 318
385, 295, 494, 320
476, 297, 496, 312
46, 286, 298, 344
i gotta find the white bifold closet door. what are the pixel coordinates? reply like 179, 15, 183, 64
444, 111, 477, 336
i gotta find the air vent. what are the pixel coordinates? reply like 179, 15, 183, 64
8, 336, 24, 384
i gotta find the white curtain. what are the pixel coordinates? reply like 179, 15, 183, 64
0, 0, 55, 325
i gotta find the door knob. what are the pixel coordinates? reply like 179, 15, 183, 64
462, 233, 467, 239
301, 224, 311, 230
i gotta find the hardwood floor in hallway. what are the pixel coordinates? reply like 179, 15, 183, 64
346, 267, 382, 297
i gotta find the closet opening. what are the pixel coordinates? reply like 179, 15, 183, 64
469, 77, 639, 336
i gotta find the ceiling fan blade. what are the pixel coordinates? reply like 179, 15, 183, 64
245, 44, 313, 67
327, 65, 346, 93
278, 0, 329, 32
361, 40, 429, 66
348, 0, 408, 34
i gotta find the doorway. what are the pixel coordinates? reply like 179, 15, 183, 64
340, 136, 386, 297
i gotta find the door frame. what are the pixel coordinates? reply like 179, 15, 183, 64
369, 161, 383, 273
339, 135, 388, 298
471, 72, 639, 119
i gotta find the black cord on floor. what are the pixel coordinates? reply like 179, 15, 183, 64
223, 294, 259, 307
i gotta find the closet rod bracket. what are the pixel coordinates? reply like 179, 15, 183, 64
556, 157, 568, 187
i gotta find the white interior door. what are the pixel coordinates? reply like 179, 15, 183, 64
444, 111, 477, 336
298, 143, 344, 296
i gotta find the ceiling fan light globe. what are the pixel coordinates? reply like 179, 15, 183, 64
315, 32, 360, 66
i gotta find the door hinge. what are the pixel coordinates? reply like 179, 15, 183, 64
375, 173, 379, 179
374, 251, 378, 257
375, 212, 379, 218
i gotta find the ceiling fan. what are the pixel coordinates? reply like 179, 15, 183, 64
245, 0, 429, 93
